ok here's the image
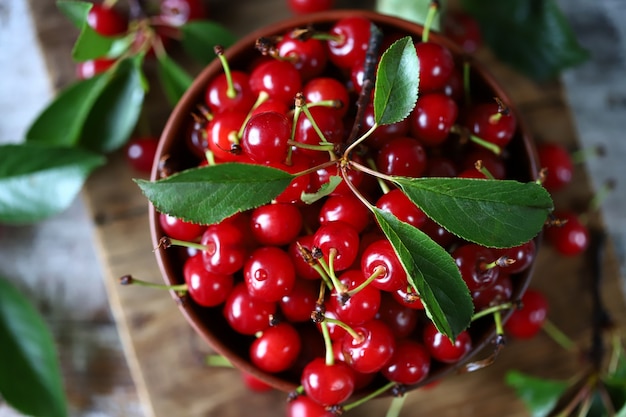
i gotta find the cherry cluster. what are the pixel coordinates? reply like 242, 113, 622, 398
154, 14, 540, 413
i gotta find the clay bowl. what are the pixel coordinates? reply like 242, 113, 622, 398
149, 9, 541, 399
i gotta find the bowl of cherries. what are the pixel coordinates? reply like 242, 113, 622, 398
135, 7, 553, 414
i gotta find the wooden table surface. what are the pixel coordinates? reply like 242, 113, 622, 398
24, 1, 626, 416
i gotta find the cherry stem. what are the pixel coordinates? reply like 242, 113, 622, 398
494, 309, 504, 336
237, 91, 270, 139
349, 159, 396, 183
205, 150, 216, 166
296, 94, 336, 160
471, 301, 515, 322
286, 140, 335, 152
159, 236, 206, 251
205, 354, 233, 368
367, 158, 392, 194
482, 255, 514, 270
474, 160, 495, 180
118, 274, 188, 292
317, 255, 345, 294
340, 163, 376, 213
348, 265, 386, 297
421, 1, 440, 43
323, 317, 363, 342
588, 178, 616, 213
570, 144, 605, 164
463, 60, 472, 107
542, 318, 576, 351
292, 159, 337, 178
307, 99, 343, 109
343, 123, 377, 159
312, 263, 333, 290
214, 45, 237, 99
342, 381, 396, 412
319, 321, 335, 366
451, 125, 502, 155
385, 393, 407, 417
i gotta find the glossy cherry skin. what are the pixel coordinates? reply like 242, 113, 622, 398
250, 322, 302, 373
537, 142, 573, 192
76, 58, 116, 79
359, 103, 411, 149
301, 357, 355, 406
327, 269, 381, 326
375, 189, 427, 229
312, 222, 360, 272
303, 77, 350, 118
375, 292, 419, 338
544, 211, 589, 256
504, 288, 548, 339
183, 254, 233, 307
423, 322, 472, 364
244, 246, 296, 303
249, 59, 302, 106
206, 110, 249, 162
223, 282, 276, 335
452, 243, 500, 292
286, 395, 334, 417
277, 32, 328, 81
205, 71, 256, 114
410, 93, 458, 147
392, 286, 425, 310
288, 0, 335, 14
126, 137, 159, 173
360, 238, 407, 292
280, 279, 318, 322
494, 239, 536, 275
326, 16, 371, 69
250, 203, 303, 246
319, 194, 371, 233
241, 372, 273, 392
472, 273, 513, 311
460, 148, 507, 180
340, 319, 395, 374
200, 220, 248, 275
86, 4, 127, 36
288, 235, 322, 280
158, 213, 206, 241
292, 106, 344, 159
241, 111, 291, 164
376, 137, 428, 178
415, 41, 454, 93
465, 102, 517, 149
381, 339, 431, 385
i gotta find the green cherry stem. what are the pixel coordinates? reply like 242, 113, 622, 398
385, 393, 408, 417
343, 123, 377, 159
367, 158, 391, 194
471, 302, 515, 322
450, 125, 502, 155
421, 1, 440, 43
214, 45, 237, 99
118, 274, 187, 293
323, 317, 363, 342
317, 255, 346, 294
158, 236, 206, 252
348, 265, 386, 297
474, 160, 496, 180
205, 354, 233, 367
542, 318, 576, 351
236, 90, 270, 139
287, 140, 335, 152
349, 159, 397, 184
320, 321, 335, 366
342, 381, 396, 412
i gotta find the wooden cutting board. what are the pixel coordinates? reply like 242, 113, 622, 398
29, 1, 626, 416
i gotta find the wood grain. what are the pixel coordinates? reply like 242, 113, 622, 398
28, 0, 626, 416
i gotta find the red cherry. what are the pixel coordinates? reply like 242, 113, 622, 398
415, 41, 454, 93
494, 239, 536, 275
360, 238, 407, 292
376, 137, 428, 178
423, 322, 472, 364
301, 357, 355, 406
381, 339, 430, 385
465, 101, 517, 149
472, 273, 513, 311
205, 110, 249, 162
250, 203, 303, 246
326, 16, 372, 69
288, 235, 322, 280
410, 93, 458, 147
205, 71, 256, 114
183, 254, 233, 307
303, 77, 350, 118
86, 4, 127, 36
443, 11, 482, 54
505, 288, 548, 339
392, 286, 425, 310
537, 143, 573, 192
159, 212, 206, 241
126, 137, 159, 173
312, 222, 360, 272
201, 220, 248, 275
319, 194, 371, 233
375, 292, 419, 338
244, 246, 296, 303
287, 0, 334, 14
241, 111, 291, 164
280, 279, 318, 322
545, 211, 589, 256
452, 243, 500, 292
249, 59, 302, 105
375, 189, 427, 229
327, 270, 381, 326
250, 322, 301, 373
340, 319, 396, 374
286, 395, 334, 417
223, 282, 276, 335
76, 58, 116, 79
241, 372, 273, 392
278, 33, 329, 80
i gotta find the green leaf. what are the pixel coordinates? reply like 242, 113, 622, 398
505, 370, 568, 417
460, 0, 589, 81
373, 208, 473, 340
80, 56, 146, 153
135, 163, 294, 225
393, 177, 553, 248
57, 0, 126, 61
157, 52, 194, 106
0, 276, 67, 417
26, 74, 109, 147
300, 175, 342, 205
0, 143, 105, 224
180, 20, 238, 65
373, 36, 419, 126
375, 0, 443, 31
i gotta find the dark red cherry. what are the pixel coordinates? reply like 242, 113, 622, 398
376, 137, 427, 178
159, 213, 206, 241
494, 239, 536, 275
423, 322, 472, 364
183, 254, 233, 307
241, 111, 291, 164
205, 71, 256, 114
375, 293, 419, 338
375, 189, 427, 229
504, 288, 548, 339
544, 211, 589, 256
244, 246, 296, 303
537, 142, 573, 192
277, 32, 328, 81
280, 279, 318, 322
86, 4, 127, 36
249, 59, 302, 105
452, 243, 500, 292
410, 93, 458, 147
443, 11, 482, 54
340, 319, 395, 374
223, 282, 276, 335
360, 238, 407, 292
472, 273, 513, 311
250, 203, 303, 246
415, 41, 454, 92
381, 339, 430, 385
326, 16, 372, 69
